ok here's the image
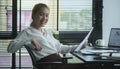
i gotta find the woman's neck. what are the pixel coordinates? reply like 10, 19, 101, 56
30, 22, 42, 32
31, 23, 46, 36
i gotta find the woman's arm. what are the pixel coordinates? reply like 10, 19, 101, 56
31, 38, 42, 51
7, 29, 43, 53
7, 30, 29, 53
50, 31, 88, 54
7, 39, 26, 53
58, 43, 78, 54
48, 30, 78, 53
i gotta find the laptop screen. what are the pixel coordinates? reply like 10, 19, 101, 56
108, 28, 120, 47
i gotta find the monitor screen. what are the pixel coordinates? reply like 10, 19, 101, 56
108, 28, 120, 47
59, 31, 88, 45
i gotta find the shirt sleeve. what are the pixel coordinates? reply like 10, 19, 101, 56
7, 30, 31, 53
57, 41, 78, 54
48, 30, 78, 54
24, 42, 36, 50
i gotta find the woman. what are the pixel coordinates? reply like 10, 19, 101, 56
7, 3, 87, 64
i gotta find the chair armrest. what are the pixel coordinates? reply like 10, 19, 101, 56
61, 56, 73, 64
62, 56, 73, 59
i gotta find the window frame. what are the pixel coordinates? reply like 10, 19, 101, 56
0, 0, 17, 39
89, 0, 103, 44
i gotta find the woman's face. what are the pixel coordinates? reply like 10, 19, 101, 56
34, 7, 50, 27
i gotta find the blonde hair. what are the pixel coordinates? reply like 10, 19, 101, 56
31, 3, 49, 20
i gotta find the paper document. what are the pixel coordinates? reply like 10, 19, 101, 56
86, 49, 118, 53
81, 49, 118, 54
74, 27, 94, 52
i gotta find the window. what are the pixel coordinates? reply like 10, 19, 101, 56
59, 0, 92, 31
0, 0, 13, 38
0, 0, 14, 67
7, 10, 32, 31
0, 0, 12, 31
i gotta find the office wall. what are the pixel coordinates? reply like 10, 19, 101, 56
103, 0, 120, 46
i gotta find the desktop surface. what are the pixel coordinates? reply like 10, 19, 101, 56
72, 47, 120, 64
72, 52, 120, 64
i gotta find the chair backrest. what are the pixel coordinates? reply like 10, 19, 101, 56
25, 45, 66, 69
24, 45, 37, 67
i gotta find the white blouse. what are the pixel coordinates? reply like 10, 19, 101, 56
7, 27, 78, 61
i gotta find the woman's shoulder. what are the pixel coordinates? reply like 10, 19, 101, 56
19, 27, 33, 34
43, 28, 53, 34
21, 27, 30, 31
24, 26, 38, 31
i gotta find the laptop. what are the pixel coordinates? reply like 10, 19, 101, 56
107, 28, 120, 49
73, 28, 120, 55
95, 28, 120, 50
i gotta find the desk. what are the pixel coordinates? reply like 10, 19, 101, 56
72, 50, 120, 69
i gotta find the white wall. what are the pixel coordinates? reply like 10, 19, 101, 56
103, 0, 120, 46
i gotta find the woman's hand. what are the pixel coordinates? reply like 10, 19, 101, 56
80, 40, 88, 50
31, 39, 42, 51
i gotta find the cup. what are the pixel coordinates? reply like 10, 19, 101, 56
95, 39, 105, 47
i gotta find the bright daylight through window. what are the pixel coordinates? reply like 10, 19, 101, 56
59, 0, 92, 31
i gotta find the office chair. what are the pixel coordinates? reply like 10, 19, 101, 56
25, 45, 63, 69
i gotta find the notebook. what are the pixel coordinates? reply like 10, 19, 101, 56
74, 27, 94, 52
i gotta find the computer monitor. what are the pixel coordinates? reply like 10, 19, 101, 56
59, 31, 88, 45
108, 28, 120, 48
